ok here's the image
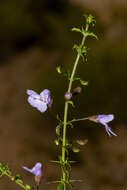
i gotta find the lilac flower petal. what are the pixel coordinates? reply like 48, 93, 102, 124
22, 166, 33, 174
31, 163, 42, 176
28, 97, 47, 112
27, 96, 40, 108
27, 90, 40, 100
40, 89, 50, 98
23, 163, 42, 176
47, 97, 52, 107
105, 125, 112, 137
36, 101, 47, 113
27, 90, 38, 96
107, 126, 117, 136
104, 123, 117, 137
97, 114, 114, 124
27, 96, 36, 108
96, 114, 117, 137
40, 89, 51, 106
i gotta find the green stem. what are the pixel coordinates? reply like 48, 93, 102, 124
62, 101, 68, 186
61, 27, 88, 190
69, 117, 89, 123
68, 37, 86, 93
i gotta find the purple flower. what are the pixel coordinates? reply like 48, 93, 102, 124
22, 162, 43, 177
97, 114, 117, 137
26, 89, 51, 112
88, 114, 117, 137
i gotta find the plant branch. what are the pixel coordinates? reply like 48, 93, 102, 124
4, 172, 30, 190
61, 25, 89, 190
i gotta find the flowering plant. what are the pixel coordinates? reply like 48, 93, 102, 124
0, 14, 117, 190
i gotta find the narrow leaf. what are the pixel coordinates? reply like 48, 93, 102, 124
87, 32, 98, 39
82, 30, 98, 40
80, 80, 88, 86
64, 70, 71, 79
56, 125, 61, 136
72, 147, 80, 153
76, 139, 88, 146
84, 14, 96, 27
72, 27, 81, 33
50, 160, 61, 164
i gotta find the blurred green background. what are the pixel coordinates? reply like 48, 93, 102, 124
0, 0, 127, 190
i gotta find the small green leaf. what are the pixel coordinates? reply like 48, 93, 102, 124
72, 147, 80, 153
67, 122, 74, 128
47, 180, 61, 184
0, 163, 3, 169
84, 14, 96, 27
73, 44, 81, 54
82, 30, 98, 40
56, 125, 61, 136
57, 183, 64, 190
50, 160, 61, 164
56, 66, 62, 74
76, 139, 88, 146
67, 101, 75, 108
72, 27, 81, 33
56, 115, 63, 126
0, 171, 3, 177
81, 46, 87, 62
64, 70, 71, 79
54, 139, 59, 146
73, 77, 80, 81
87, 32, 98, 39
4, 166, 12, 176
65, 139, 71, 147
80, 80, 88, 86
56, 114, 60, 121
58, 156, 62, 162
15, 174, 22, 180
26, 184, 31, 190
73, 45, 87, 63
76, 45, 87, 62
14, 174, 23, 184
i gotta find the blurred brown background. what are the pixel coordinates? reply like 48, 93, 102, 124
0, 0, 127, 190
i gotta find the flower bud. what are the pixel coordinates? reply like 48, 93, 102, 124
64, 93, 72, 100
88, 114, 117, 137
72, 87, 82, 95
54, 139, 59, 146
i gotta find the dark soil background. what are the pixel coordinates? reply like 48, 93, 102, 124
0, 0, 127, 190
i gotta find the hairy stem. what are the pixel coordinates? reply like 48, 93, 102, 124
62, 26, 88, 190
